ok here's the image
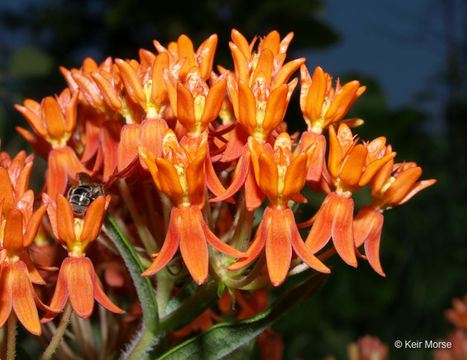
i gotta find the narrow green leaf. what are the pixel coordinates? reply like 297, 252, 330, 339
158, 272, 328, 360
104, 216, 159, 360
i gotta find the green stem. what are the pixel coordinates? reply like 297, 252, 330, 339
118, 179, 157, 254
6, 314, 16, 360
40, 302, 73, 360
104, 216, 159, 360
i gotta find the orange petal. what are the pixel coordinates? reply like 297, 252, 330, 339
142, 210, 179, 277
340, 144, 367, 187
354, 207, 385, 276
200, 79, 227, 125
262, 85, 288, 133
80, 196, 106, 245
282, 153, 307, 199
0, 266, 13, 328
89, 259, 125, 314
288, 209, 330, 274
264, 208, 292, 286
245, 167, 265, 211
177, 83, 196, 129
3, 209, 24, 252
221, 124, 248, 163
67, 257, 94, 318
91, 72, 122, 111
12, 262, 41, 335
200, 209, 245, 258
177, 207, 209, 284
257, 153, 278, 200
14, 102, 47, 138
273, 58, 305, 88
304, 66, 326, 122
384, 167, 422, 205
305, 193, 334, 252
56, 194, 76, 247
138, 147, 161, 189
41, 96, 66, 140
327, 125, 341, 178
101, 120, 122, 181
118, 124, 140, 173
227, 221, 266, 271
0, 167, 15, 214
210, 151, 250, 203
20, 253, 45, 285
238, 81, 257, 131
140, 118, 168, 159
115, 59, 145, 106
81, 119, 100, 163
331, 194, 357, 267
41, 258, 71, 322
325, 81, 361, 124
398, 179, 436, 205
23, 205, 47, 248
155, 158, 184, 200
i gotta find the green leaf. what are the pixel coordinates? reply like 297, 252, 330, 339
158, 272, 328, 360
104, 216, 159, 360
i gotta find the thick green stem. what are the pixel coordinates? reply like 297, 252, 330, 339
40, 302, 73, 360
6, 314, 16, 360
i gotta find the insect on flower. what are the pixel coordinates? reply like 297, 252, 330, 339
67, 172, 105, 217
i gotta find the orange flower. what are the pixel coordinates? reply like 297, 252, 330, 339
228, 134, 329, 286
0, 207, 49, 335
306, 124, 395, 267
43, 195, 124, 320
15, 89, 89, 198
353, 155, 436, 276
446, 296, 467, 330
139, 130, 245, 284
300, 65, 366, 134
164, 67, 227, 136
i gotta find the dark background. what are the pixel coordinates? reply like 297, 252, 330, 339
0, 0, 465, 359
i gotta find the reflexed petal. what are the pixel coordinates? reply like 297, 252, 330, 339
245, 168, 265, 211
0, 266, 13, 328
101, 120, 122, 181
265, 208, 292, 286
211, 151, 250, 203
20, 253, 45, 285
340, 144, 367, 187
80, 119, 100, 163
4, 209, 24, 252
67, 257, 94, 318
227, 220, 266, 271
140, 118, 168, 159
306, 193, 334, 252
57, 194, 76, 246
12, 262, 41, 335
177, 207, 209, 284
138, 147, 161, 189
142, 209, 180, 276
118, 124, 140, 173
89, 259, 125, 314
331, 194, 357, 267
221, 125, 248, 163
42, 258, 70, 322
80, 196, 106, 245
288, 210, 330, 274
0, 168, 14, 213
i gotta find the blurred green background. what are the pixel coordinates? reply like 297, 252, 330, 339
0, 0, 465, 359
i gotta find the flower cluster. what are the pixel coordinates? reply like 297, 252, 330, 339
2, 29, 435, 358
